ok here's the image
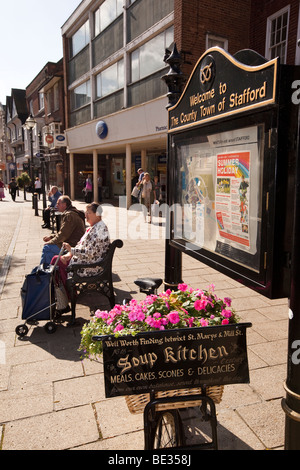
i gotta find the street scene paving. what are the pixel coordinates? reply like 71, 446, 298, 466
0, 188, 288, 450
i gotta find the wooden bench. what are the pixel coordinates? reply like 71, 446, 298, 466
50, 208, 62, 233
66, 239, 123, 324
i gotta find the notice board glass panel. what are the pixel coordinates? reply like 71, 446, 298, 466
172, 123, 264, 272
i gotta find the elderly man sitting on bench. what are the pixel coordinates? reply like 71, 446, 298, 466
40, 195, 85, 267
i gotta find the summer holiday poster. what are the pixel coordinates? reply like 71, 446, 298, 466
216, 151, 250, 249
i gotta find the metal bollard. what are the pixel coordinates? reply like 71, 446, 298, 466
33, 193, 39, 216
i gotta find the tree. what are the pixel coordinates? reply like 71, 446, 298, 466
17, 172, 31, 200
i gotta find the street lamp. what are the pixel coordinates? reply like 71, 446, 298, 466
25, 114, 36, 188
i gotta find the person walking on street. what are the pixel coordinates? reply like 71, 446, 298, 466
8, 177, 18, 202
0, 178, 6, 201
135, 168, 144, 202
34, 177, 42, 199
84, 174, 93, 203
141, 172, 152, 223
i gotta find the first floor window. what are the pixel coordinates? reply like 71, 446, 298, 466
131, 26, 174, 82
71, 80, 91, 110
70, 20, 90, 58
96, 60, 124, 98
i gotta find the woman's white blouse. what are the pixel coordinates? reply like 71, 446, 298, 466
69, 220, 110, 276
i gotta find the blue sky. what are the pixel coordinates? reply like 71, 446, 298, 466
0, 0, 82, 104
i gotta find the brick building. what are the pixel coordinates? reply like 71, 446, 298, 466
25, 60, 67, 192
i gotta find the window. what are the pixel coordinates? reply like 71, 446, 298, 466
96, 60, 124, 98
94, 0, 123, 37
39, 92, 44, 110
71, 80, 91, 110
131, 27, 173, 82
70, 20, 90, 58
206, 33, 228, 51
53, 83, 59, 111
266, 6, 290, 63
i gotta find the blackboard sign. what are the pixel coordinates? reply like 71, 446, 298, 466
101, 323, 251, 398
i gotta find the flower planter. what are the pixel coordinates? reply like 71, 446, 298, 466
80, 284, 251, 413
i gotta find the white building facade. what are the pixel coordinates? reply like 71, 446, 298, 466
61, 0, 174, 205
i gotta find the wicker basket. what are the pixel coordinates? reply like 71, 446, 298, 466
125, 385, 224, 414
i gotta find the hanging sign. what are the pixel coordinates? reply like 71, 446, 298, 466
45, 134, 54, 144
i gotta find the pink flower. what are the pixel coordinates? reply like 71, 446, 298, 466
194, 298, 208, 311
178, 283, 188, 292
137, 311, 145, 321
95, 310, 108, 320
200, 318, 209, 326
224, 297, 232, 307
128, 310, 138, 321
114, 324, 124, 332
167, 311, 180, 324
145, 315, 163, 329
222, 318, 229, 325
222, 309, 232, 318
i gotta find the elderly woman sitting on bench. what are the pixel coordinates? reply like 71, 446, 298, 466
51, 202, 110, 292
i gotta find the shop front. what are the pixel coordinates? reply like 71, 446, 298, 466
66, 96, 168, 207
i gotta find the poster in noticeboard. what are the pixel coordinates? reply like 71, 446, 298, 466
173, 124, 263, 272
216, 150, 250, 249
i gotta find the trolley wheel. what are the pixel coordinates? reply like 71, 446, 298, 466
152, 410, 182, 449
15, 324, 29, 337
44, 322, 57, 334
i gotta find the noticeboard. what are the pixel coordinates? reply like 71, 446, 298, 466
166, 47, 299, 299
101, 324, 251, 398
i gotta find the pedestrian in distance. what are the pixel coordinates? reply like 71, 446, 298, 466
0, 178, 6, 201
141, 172, 153, 223
84, 174, 93, 203
34, 177, 42, 199
8, 177, 18, 202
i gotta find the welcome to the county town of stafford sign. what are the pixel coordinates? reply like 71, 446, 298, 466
101, 323, 251, 398
168, 47, 278, 132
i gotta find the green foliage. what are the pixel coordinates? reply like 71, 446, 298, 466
16, 172, 31, 189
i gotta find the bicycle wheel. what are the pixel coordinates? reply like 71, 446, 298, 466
152, 410, 182, 448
